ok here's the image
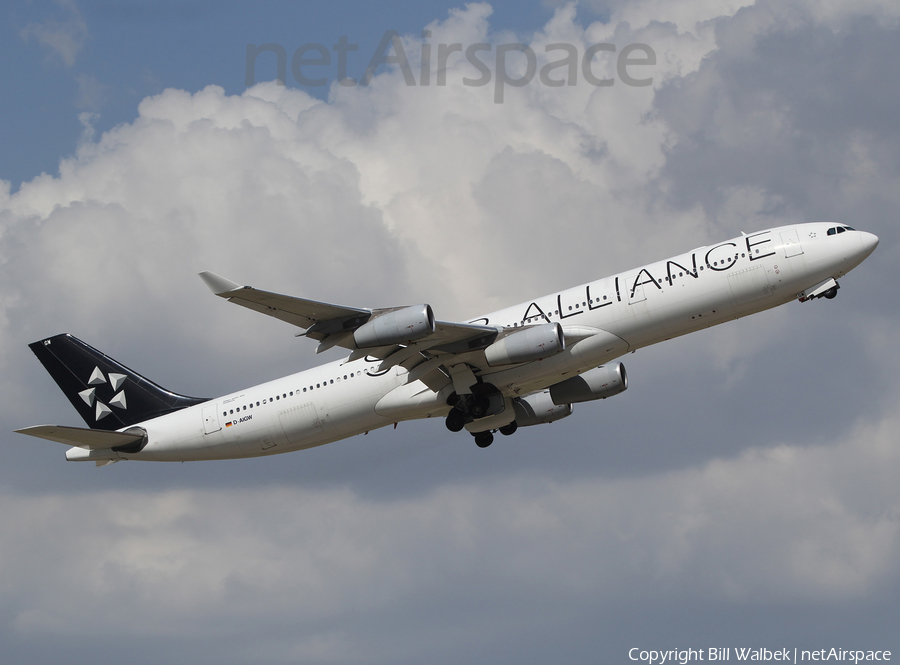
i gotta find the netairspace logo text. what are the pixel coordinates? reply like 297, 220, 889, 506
628, 647, 892, 665
245, 30, 656, 103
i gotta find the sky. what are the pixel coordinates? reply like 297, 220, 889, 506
1, 1, 899, 663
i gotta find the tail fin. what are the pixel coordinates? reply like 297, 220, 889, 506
28, 333, 208, 431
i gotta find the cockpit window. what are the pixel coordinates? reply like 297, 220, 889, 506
827, 225, 856, 236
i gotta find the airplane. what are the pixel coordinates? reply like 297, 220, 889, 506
16, 222, 878, 465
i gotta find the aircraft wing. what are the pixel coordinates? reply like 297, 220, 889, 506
199, 272, 500, 365
203, 273, 622, 395
199, 272, 369, 330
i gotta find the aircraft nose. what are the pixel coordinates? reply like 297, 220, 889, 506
859, 231, 879, 256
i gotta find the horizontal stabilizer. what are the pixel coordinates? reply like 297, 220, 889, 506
15, 425, 145, 450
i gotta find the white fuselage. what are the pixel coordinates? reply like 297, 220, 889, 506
72, 223, 877, 462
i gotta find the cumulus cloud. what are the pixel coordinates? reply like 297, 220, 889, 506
2, 0, 899, 661
2, 405, 897, 662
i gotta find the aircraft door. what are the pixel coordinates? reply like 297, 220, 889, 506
781, 229, 804, 258
621, 273, 648, 304
202, 405, 221, 434
728, 265, 772, 306
278, 402, 325, 445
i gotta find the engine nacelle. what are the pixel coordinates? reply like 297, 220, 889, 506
353, 304, 435, 348
549, 362, 627, 405
550, 363, 628, 404
512, 390, 573, 427
484, 323, 564, 367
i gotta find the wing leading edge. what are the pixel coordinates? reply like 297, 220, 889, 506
198, 272, 501, 370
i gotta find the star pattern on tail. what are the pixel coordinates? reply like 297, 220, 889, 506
79, 367, 128, 422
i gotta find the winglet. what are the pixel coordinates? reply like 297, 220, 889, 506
199, 271, 243, 295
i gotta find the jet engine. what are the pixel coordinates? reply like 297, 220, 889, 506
353, 304, 435, 348
512, 390, 573, 427
549, 362, 627, 405
484, 322, 565, 367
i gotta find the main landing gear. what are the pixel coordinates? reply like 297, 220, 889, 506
474, 431, 493, 448
498, 421, 517, 436
445, 408, 466, 432
444, 387, 520, 449
470, 421, 519, 448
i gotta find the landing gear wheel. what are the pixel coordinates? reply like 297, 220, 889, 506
499, 421, 518, 436
474, 431, 494, 448
445, 409, 466, 432
470, 396, 490, 419
823, 286, 838, 299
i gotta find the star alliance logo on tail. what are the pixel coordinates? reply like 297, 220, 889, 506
77, 367, 128, 421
